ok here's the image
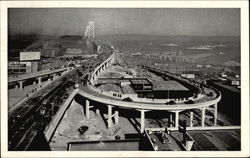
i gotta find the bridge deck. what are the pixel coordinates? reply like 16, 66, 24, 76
8, 68, 68, 83
78, 84, 220, 111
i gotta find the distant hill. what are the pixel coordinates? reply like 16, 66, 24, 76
224, 60, 240, 67
60, 35, 83, 40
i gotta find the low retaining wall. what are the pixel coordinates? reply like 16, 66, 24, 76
44, 89, 78, 142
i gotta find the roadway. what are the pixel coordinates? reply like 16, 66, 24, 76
78, 84, 221, 111
8, 68, 68, 83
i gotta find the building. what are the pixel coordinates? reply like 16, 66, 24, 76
144, 52, 195, 63
196, 64, 203, 68
40, 41, 63, 58
65, 48, 82, 55
43, 40, 49, 49
220, 72, 228, 78
226, 77, 240, 86
130, 78, 153, 91
121, 85, 137, 99
19, 51, 41, 73
8, 51, 41, 74
41, 48, 62, 58
8, 61, 32, 73
181, 74, 195, 79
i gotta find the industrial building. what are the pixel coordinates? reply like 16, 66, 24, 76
40, 48, 62, 58
65, 48, 82, 55
40, 41, 63, 58
144, 51, 195, 63
8, 51, 41, 74
8, 61, 32, 73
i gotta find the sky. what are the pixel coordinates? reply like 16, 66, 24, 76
8, 8, 240, 36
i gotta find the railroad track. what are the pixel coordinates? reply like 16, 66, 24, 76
8, 69, 78, 150
8, 47, 113, 151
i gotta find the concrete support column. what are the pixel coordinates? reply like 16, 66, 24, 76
114, 111, 119, 125
169, 113, 173, 127
201, 108, 205, 127
19, 81, 23, 91
190, 110, 193, 127
214, 104, 217, 126
38, 77, 42, 87
175, 111, 179, 128
86, 99, 90, 119
95, 109, 100, 116
140, 110, 145, 133
107, 105, 113, 129
53, 73, 56, 80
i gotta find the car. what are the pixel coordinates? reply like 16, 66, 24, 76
39, 107, 47, 116
115, 135, 121, 140
160, 132, 171, 144
122, 97, 133, 102
165, 100, 176, 105
185, 100, 195, 104
207, 92, 214, 97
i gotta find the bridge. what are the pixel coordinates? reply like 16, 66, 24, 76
72, 52, 222, 133
8, 68, 68, 91
35, 45, 239, 152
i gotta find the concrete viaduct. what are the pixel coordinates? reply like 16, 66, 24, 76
76, 52, 222, 133
8, 68, 68, 91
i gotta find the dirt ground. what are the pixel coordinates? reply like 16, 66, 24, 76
49, 99, 233, 151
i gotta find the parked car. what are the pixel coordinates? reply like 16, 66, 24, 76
185, 100, 195, 104
122, 97, 133, 102
165, 100, 176, 105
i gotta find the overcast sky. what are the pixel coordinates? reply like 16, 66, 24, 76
8, 8, 240, 36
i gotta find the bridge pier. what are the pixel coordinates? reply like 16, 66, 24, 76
38, 77, 42, 88
85, 99, 90, 119
114, 111, 119, 125
103, 105, 119, 130
140, 110, 145, 133
95, 108, 100, 116
53, 73, 56, 80
214, 104, 217, 126
175, 111, 179, 128
19, 81, 23, 91
107, 105, 113, 129
201, 108, 205, 127
190, 110, 193, 127
169, 113, 174, 127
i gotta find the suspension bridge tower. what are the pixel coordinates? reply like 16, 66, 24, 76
84, 21, 95, 39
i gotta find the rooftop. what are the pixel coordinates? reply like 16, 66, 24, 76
122, 85, 136, 94
130, 78, 152, 85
